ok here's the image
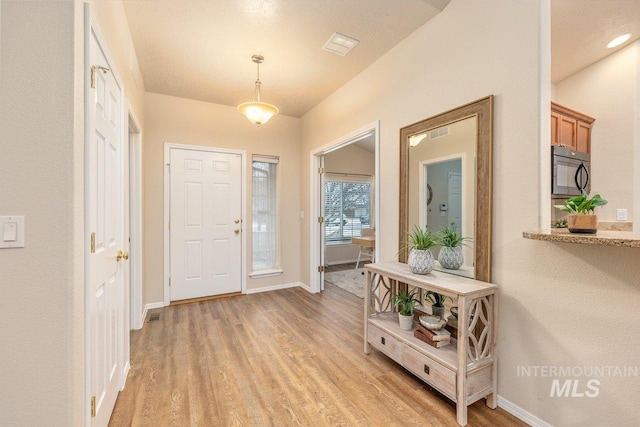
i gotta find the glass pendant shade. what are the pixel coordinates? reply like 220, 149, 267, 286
238, 55, 279, 126
237, 101, 279, 126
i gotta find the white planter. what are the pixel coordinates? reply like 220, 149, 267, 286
408, 249, 434, 275
438, 246, 464, 270
398, 313, 414, 330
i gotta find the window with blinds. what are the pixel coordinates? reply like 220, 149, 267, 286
324, 174, 372, 243
252, 156, 279, 271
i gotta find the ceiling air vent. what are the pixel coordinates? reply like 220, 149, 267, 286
429, 126, 449, 140
322, 32, 360, 56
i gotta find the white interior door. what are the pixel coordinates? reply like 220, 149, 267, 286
88, 25, 124, 427
170, 148, 242, 301
448, 172, 462, 230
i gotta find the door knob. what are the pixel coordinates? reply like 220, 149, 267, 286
234, 219, 240, 224
234, 229, 240, 234
116, 250, 129, 261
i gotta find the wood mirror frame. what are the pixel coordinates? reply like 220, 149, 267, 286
399, 95, 493, 282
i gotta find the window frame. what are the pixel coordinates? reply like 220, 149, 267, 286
324, 173, 373, 245
250, 155, 282, 276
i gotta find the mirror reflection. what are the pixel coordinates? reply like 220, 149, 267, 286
399, 96, 493, 283
408, 118, 476, 278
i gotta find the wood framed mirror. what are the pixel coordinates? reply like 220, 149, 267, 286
399, 96, 493, 282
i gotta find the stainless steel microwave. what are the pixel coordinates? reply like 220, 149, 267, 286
552, 146, 590, 196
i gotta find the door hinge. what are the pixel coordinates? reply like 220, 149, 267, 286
318, 265, 325, 273
318, 167, 324, 174
90, 232, 96, 254
168, 221, 171, 230
318, 217, 324, 224
166, 163, 171, 173
169, 277, 171, 287
90, 396, 96, 417
90, 65, 110, 89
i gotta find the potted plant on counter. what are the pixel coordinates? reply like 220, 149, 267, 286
405, 225, 438, 275
436, 223, 472, 270
554, 190, 607, 234
393, 289, 419, 330
425, 291, 452, 319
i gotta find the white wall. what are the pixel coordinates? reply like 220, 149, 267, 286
0, 1, 85, 425
554, 41, 639, 224
143, 93, 302, 302
301, 0, 640, 425
0, 1, 144, 424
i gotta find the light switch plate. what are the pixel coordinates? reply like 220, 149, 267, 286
0, 216, 25, 248
616, 209, 628, 221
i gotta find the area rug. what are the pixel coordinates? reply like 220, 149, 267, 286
324, 268, 366, 299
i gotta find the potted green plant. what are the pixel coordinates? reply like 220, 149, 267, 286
554, 190, 607, 234
393, 289, 420, 330
404, 225, 438, 275
436, 223, 472, 270
424, 291, 452, 319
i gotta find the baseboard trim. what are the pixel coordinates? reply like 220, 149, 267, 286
244, 282, 302, 294
121, 361, 131, 391
497, 395, 552, 427
298, 282, 313, 293
142, 301, 166, 324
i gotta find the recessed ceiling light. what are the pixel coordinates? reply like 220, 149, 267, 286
322, 32, 360, 56
607, 33, 631, 49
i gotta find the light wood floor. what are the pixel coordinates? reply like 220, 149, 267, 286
109, 283, 527, 427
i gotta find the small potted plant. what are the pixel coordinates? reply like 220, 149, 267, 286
554, 190, 607, 234
404, 225, 438, 275
393, 289, 419, 330
425, 291, 452, 319
436, 223, 472, 270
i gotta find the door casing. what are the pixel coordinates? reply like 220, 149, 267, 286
309, 121, 380, 294
127, 104, 143, 330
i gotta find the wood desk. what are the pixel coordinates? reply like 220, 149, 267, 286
351, 235, 375, 248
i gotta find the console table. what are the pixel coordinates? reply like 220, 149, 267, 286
363, 261, 498, 426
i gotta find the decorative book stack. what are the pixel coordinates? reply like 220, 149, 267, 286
414, 324, 452, 348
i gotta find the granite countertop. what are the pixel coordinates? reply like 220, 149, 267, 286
522, 228, 640, 247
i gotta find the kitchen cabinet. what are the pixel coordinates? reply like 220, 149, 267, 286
551, 102, 595, 153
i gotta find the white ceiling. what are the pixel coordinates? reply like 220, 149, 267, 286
551, 0, 640, 83
122, 0, 449, 118
122, 0, 640, 118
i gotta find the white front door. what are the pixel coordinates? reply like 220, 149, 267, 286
88, 26, 125, 427
170, 148, 242, 301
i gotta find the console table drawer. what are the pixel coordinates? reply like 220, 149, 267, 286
402, 345, 456, 400
368, 323, 402, 363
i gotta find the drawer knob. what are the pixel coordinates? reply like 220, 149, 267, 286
381, 337, 386, 345
424, 365, 430, 375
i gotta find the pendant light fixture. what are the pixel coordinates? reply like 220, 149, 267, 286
237, 54, 279, 125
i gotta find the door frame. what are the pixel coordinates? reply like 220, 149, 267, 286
309, 121, 380, 294
84, 8, 129, 425
163, 142, 247, 305
419, 153, 467, 229
127, 104, 144, 330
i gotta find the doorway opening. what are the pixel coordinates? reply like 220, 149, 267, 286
310, 122, 380, 294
